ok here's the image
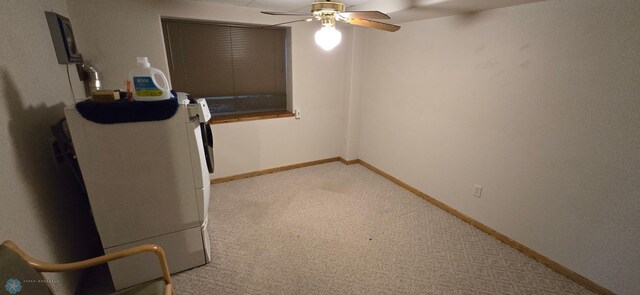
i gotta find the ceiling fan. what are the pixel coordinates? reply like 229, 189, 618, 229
262, 0, 401, 51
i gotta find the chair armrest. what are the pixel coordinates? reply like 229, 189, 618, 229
2, 240, 173, 294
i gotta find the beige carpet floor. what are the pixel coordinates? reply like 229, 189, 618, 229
172, 162, 593, 294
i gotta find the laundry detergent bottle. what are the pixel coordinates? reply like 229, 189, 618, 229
129, 57, 171, 101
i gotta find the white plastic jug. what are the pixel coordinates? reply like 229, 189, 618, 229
129, 57, 171, 101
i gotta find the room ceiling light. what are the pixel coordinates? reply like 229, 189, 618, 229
314, 16, 342, 51
262, 1, 401, 51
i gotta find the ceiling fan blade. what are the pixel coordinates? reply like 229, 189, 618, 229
339, 11, 390, 20
261, 11, 311, 16
346, 18, 401, 32
260, 18, 314, 28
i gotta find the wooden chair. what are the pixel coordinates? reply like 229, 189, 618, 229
0, 240, 173, 295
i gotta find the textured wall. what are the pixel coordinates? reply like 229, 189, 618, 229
64, 0, 350, 178
0, 0, 98, 294
354, 0, 640, 294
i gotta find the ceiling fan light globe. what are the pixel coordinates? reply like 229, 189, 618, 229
315, 26, 341, 51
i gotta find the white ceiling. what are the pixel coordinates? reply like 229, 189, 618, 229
194, 0, 547, 23
193, 0, 373, 13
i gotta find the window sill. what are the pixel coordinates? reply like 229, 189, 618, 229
210, 110, 294, 124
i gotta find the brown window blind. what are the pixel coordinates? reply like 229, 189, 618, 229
162, 19, 288, 115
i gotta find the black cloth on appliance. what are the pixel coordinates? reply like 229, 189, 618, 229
75, 91, 178, 124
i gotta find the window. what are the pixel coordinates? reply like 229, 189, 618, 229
161, 19, 291, 120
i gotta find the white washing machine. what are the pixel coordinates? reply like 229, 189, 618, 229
65, 93, 213, 290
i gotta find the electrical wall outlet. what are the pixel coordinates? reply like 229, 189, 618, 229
294, 109, 301, 119
473, 185, 483, 198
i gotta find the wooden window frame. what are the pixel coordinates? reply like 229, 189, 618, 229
210, 110, 294, 124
